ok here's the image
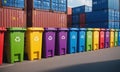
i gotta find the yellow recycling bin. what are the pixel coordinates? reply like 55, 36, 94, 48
25, 27, 44, 61
110, 29, 115, 48
93, 28, 100, 50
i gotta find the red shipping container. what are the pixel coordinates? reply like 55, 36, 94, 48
0, 27, 6, 65
67, 15, 72, 27
32, 10, 67, 28
99, 29, 105, 49
80, 24, 85, 28
67, 7, 72, 15
80, 13, 86, 25
0, 7, 26, 28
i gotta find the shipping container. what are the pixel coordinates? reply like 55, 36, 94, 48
67, 15, 72, 27
0, 7, 26, 28
72, 5, 92, 15
0, 0, 26, 9
67, 7, 72, 15
28, 10, 67, 28
86, 9, 119, 23
93, 0, 119, 11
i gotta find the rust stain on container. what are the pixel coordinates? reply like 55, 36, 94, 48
32, 10, 67, 28
0, 8, 26, 28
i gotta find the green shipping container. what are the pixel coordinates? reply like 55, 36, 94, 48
86, 28, 93, 51
4, 28, 26, 63
114, 29, 118, 47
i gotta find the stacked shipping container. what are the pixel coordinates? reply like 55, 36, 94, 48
87, 0, 120, 29
67, 7, 72, 27
0, 0, 26, 28
27, 0, 67, 28
72, 5, 92, 27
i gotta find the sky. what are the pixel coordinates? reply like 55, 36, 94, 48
68, 0, 92, 8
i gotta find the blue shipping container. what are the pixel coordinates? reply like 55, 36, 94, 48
93, 0, 119, 11
72, 5, 92, 15
2, 0, 24, 8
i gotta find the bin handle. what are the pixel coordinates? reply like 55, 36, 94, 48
89, 45, 92, 50
62, 48, 65, 55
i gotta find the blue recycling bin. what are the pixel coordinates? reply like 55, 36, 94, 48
118, 30, 120, 46
78, 28, 86, 52
68, 28, 79, 54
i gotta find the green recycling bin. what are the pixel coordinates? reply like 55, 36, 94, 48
86, 28, 93, 51
4, 28, 26, 63
114, 29, 118, 47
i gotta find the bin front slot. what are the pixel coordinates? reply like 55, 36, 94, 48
48, 50, 53, 57
89, 45, 91, 51
72, 47, 75, 53
81, 46, 84, 51
102, 43, 104, 48
14, 54, 20, 62
62, 48, 65, 55
34, 51, 39, 59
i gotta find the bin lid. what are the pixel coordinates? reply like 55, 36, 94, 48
115, 29, 119, 31
7, 28, 26, 31
45, 28, 57, 31
0, 27, 6, 31
87, 28, 93, 31
27, 27, 44, 31
100, 28, 105, 31
106, 29, 110, 31
69, 28, 79, 31
94, 28, 100, 31
79, 28, 86, 31
57, 28, 68, 31
110, 29, 115, 31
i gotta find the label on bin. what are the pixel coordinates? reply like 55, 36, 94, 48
72, 35, 76, 39
101, 35, 104, 38
34, 36, 39, 41
48, 36, 53, 40
61, 35, 65, 39
15, 36, 21, 42
106, 35, 109, 37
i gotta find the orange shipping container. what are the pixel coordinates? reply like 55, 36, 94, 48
0, 7, 26, 28
32, 10, 67, 28
67, 7, 72, 15
67, 15, 72, 27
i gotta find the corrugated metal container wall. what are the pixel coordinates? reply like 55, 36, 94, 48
67, 7, 72, 15
0, 8, 26, 28
32, 10, 67, 28
67, 15, 72, 27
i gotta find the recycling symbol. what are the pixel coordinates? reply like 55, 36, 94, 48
15, 36, 21, 42
72, 35, 76, 39
106, 35, 109, 37
48, 36, 53, 40
80, 35, 84, 38
61, 35, 65, 39
34, 36, 39, 41
101, 35, 104, 37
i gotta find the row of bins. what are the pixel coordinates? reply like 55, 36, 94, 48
0, 27, 120, 64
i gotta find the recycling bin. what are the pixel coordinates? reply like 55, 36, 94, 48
78, 28, 86, 52
0, 27, 6, 65
56, 28, 68, 55
4, 28, 26, 63
114, 29, 118, 47
43, 28, 57, 58
25, 27, 44, 61
118, 30, 120, 46
93, 28, 100, 51
68, 28, 79, 54
110, 29, 115, 48
86, 28, 93, 51
99, 29, 105, 49
105, 29, 110, 48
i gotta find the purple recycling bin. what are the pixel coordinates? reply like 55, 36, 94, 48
43, 28, 57, 58
56, 28, 68, 55
105, 29, 110, 48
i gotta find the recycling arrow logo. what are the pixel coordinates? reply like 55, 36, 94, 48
34, 36, 39, 41
48, 36, 53, 40
15, 36, 21, 42
80, 35, 84, 38
61, 35, 65, 39
72, 35, 76, 39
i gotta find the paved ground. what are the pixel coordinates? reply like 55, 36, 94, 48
0, 47, 120, 72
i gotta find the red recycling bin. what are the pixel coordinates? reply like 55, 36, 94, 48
99, 29, 105, 49
0, 27, 6, 65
